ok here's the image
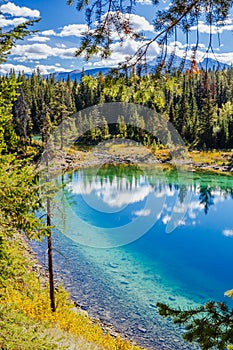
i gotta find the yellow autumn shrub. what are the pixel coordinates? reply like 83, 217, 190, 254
1, 234, 143, 350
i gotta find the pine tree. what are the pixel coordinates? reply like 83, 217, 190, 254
0, 15, 39, 64
13, 88, 30, 141
117, 116, 127, 138
0, 76, 19, 153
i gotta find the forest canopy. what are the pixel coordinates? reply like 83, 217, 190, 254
5, 66, 233, 150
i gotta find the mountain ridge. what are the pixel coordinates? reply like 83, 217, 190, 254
44, 57, 230, 81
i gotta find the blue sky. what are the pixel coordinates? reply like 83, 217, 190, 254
1, 0, 233, 74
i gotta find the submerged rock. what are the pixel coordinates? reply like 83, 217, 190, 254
137, 326, 147, 333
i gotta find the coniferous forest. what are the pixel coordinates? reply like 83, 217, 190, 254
4, 65, 233, 151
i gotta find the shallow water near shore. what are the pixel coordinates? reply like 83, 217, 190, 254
32, 165, 233, 349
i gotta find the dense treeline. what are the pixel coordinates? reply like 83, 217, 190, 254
3, 66, 233, 150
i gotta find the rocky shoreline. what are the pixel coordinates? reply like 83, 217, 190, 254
43, 146, 233, 175
22, 233, 140, 348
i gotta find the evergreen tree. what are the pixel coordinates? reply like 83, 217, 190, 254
0, 76, 18, 153
117, 116, 127, 138
157, 300, 233, 350
6, 66, 233, 150
13, 88, 30, 140
0, 13, 38, 64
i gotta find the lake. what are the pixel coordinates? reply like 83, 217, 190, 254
32, 165, 233, 349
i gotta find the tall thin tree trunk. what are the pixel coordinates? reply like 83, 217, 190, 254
60, 113, 63, 150
45, 127, 56, 312
47, 195, 56, 312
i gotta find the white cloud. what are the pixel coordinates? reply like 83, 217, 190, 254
59, 24, 88, 37
155, 187, 175, 198
41, 29, 57, 36
0, 2, 40, 18
129, 13, 154, 33
198, 43, 206, 49
69, 177, 153, 208
168, 41, 206, 50
165, 41, 229, 65
0, 63, 32, 74
54, 47, 77, 59
218, 18, 233, 25
169, 41, 188, 49
173, 203, 188, 213
190, 21, 233, 34
56, 43, 67, 48
172, 50, 233, 66
190, 22, 217, 34
133, 209, 151, 216
162, 214, 171, 224
11, 43, 54, 60
12, 57, 27, 63
28, 36, 50, 42
96, 185, 152, 207
87, 38, 160, 67
35, 65, 67, 75
101, 12, 154, 36
41, 25, 88, 38
111, 39, 144, 56
223, 229, 233, 237
209, 52, 233, 65
0, 14, 28, 27
10, 43, 77, 61
188, 200, 205, 219
0, 63, 68, 75
135, 0, 153, 4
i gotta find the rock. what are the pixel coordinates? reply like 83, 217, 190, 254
138, 326, 147, 333
120, 280, 129, 285
108, 262, 118, 269
135, 311, 141, 316
149, 303, 157, 309
81, 305, 89, 311
71, 307, 88, 317
168, 296, 176, 301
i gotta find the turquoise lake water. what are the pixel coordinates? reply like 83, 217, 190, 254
32, 165, 233, 349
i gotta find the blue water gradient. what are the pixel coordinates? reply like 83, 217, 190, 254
32, 166, 233, 349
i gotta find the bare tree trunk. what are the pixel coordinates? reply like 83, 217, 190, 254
47, 195, 56, 312
45, 130, 56, 312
